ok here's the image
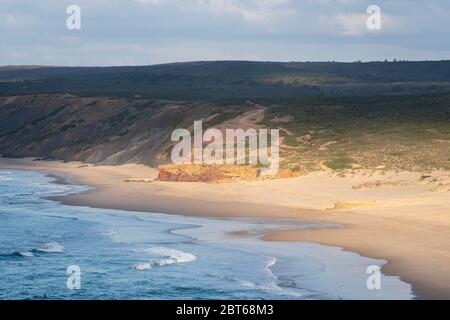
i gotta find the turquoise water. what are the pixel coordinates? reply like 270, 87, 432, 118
0, 170, 414, 300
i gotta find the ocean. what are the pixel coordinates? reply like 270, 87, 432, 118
0, 170, 414, 300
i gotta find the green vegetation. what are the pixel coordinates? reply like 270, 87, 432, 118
1, 61, 450, 99
324, 157, 354, 170
260, 94, 450, 172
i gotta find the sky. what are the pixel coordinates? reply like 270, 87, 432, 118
1, 0, 450, 66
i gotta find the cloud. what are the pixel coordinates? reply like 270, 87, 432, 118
135, 0, 292, 23
321, 13, 366, 36
320, 11, 403, 36
136, 0, 165, 5
1, 0, 450, 65
309, 0, 358, 4
197, 0, 292, 23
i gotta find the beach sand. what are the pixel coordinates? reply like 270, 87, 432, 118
1, 157, 449, 299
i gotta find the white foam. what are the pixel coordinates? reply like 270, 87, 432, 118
134, 262, 152, 270
148, 246, 197, 266
19, 251, 34, 257
135, 246, 197, 270
258, 257, 304, 297
36, 242, 64, 253
236, 276, 303, 297
238, 279, 256, 288
265, 257, 277, 270
103, 226, 119, 237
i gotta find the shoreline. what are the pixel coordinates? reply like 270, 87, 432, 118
1, 158, 450, 299
0, 169, 413, 300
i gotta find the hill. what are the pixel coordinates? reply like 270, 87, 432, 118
1, 61, 450, 99
0, 61, 449, 174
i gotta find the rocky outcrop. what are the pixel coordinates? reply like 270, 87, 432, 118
157, 164, 301, 183
157, 164, 261, 183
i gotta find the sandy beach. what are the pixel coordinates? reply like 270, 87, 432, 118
1, 157, 449, 299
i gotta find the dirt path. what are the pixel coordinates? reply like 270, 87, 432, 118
217, 107, 266, 131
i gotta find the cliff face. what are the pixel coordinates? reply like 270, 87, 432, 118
0, 94, 223, 166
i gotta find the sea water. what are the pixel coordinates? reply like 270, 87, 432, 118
0, 170, 414, 300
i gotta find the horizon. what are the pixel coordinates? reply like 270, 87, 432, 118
2, 58, 450, 69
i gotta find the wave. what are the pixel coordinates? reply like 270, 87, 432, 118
34, 241, 64, 253
134, 246, 197, 270
103, 226, 119, 237
233, 257, 304, 298
0, 242, 64, 259
148, 246, 197, 266
265, 257, 277, 270
0, 251, 34, 259
134, 262, 152, 270
18, 251, 34, 257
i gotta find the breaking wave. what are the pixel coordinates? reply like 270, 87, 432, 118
0, 251, 34, 259
35, 241, 64, 253
134, 246, 197, 270
0, 242, 64, 260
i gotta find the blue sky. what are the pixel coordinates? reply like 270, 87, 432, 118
1, 0, 450, 66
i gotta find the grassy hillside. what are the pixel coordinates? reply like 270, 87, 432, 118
260, 95, 450, 172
